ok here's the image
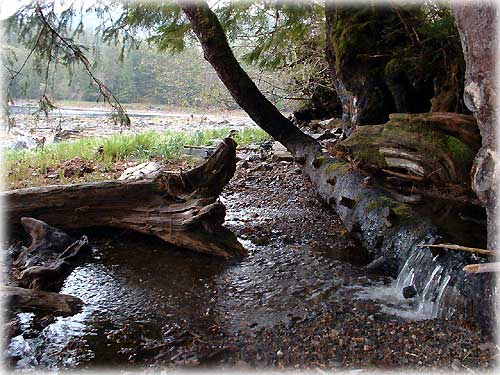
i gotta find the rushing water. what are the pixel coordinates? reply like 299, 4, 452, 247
351, 200, 488, 321
351, 249, 463, 320
5, 163, 489, 369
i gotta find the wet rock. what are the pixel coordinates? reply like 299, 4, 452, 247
272, 151, 294, 162
270, 142, 294, 162
5, 318, 21, 339
365, 256, 391, 274
402, 285, 417, 299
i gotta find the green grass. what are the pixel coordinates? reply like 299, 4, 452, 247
5, 128, 271, 187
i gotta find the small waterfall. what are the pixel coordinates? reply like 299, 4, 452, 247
353, 247, 465, 320
389, 247, 463, 319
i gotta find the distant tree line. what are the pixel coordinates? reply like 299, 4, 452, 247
6, 34, 292, 111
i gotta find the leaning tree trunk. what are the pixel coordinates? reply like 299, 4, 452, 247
453, 5, 498, 250
181, 3, 320, 159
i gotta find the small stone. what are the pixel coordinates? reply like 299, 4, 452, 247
238, 160, 249, 169
272, 151, 294, 162
403, 285, 417, 299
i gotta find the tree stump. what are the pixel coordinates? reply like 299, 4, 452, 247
11, 217, 92, 291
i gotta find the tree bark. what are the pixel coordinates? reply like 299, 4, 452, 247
453, 5, 498, 249
181, 2, 320, 158
3, 138, 245, 258
340, 112, 480, 184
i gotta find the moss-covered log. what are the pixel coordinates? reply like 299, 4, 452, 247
341, 112, 480, 183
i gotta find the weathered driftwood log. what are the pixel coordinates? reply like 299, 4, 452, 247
3, 138, 245, 258
340, 112, 480, 183
11, 217, 92, 291
2, 285, 83, 316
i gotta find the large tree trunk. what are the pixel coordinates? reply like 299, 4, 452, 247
181, 3, 320, 159
3, 138, 245, 258
324, 4, 398, 132
453, 5, 498, 250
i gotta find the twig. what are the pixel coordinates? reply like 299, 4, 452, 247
418, 243, 496, 256
382, 168, 424, 182
8, 26, 46, 83
463, 263, 500, 273
35, 3, 130, 127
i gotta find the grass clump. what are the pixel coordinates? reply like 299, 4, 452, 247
5, 127, 271, 188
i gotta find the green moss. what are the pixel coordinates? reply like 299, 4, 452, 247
312, 155, 328, 168
365, 196, 412, 219
326, 161, 350, 174
384, 120, 474, 168
342, 126, 386, 167
444, 135, 473, 165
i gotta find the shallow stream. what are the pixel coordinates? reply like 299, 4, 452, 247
5, 160, 490, 370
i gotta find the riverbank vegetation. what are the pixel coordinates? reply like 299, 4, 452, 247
5, 36, 293, 111
5, 127, 270, 188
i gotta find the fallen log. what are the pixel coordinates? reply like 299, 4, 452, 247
11, 217, 92, 291
3, 138, 245, 258
2, 285, 83, 316
340, 112, 480, 184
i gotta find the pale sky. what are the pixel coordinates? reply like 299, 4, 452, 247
0, 0, 30, 20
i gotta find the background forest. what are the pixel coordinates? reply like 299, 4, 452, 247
5, 34, 295, 111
